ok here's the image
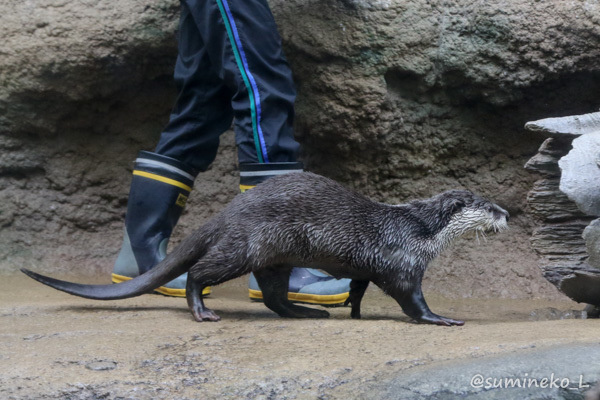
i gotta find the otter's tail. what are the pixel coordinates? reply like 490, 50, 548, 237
20, 225, 216, 300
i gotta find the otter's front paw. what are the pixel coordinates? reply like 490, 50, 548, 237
417, 314, 464, 326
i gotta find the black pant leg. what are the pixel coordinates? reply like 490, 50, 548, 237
167, 0, 300, 167
155, 1, 234, 171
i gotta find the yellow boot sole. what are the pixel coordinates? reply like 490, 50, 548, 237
111, 273, 211, 297
248, 288, 348, 306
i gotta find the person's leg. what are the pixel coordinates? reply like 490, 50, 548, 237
154, 0, 234, 171
112, 1, 233, 296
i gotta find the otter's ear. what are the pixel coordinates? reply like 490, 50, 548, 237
448, 198, 466, 213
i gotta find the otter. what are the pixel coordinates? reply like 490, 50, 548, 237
21, 172, 509, 326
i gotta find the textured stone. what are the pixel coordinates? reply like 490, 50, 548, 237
523, 138, 572, 177
542, 263, 600, 306
85, 360, 118, 371
586, 305, 600, 319
526, 179, 586, 222
362, 345, 600, 400
530, 221, 591, 263
524, 153, 562, 177
583, 219, 600, 269
525, 111, 600, 138
586, 382, 600, 400
524, 126, 600, 303
537, 138, 573, 158
559, 133, 600, 216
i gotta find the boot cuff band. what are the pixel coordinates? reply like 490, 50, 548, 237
239, 162, 304, 186
137, 151, 199, 178
134, 151, 197, 189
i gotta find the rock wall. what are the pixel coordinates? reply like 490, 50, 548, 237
525, 137, 590, 265
524, 112, 600, 308
1, 0, 600, 299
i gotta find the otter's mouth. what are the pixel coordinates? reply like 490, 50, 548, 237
473, 215, 509, 244
486, 217, 509, 234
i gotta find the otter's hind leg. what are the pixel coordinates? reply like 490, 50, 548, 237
344, 280, 369, 319
186, 276, 220, 322
185, 248, 250, 322
254, 267, 330, 319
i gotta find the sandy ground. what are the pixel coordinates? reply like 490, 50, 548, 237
1, 274, 599, 399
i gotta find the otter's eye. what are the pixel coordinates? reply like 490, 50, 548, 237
486, 206, 493, 213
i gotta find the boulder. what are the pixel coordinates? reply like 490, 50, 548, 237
530, 221, 591, 263
524, 111, 600, 138
524, 123, 597, 304
542, 263, 600, 306
559, 133, 600, 216
526, 111, 600, 217
583, 219, 600, 269
523, 138, 572, 178
526, 179, 587, 223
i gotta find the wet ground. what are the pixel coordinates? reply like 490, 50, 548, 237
1, 274, 599, 399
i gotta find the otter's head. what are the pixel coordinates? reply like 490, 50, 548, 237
437, 190, 509, 240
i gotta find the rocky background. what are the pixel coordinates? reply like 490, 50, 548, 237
524, 112, 600, 310
1, 0, 600, 299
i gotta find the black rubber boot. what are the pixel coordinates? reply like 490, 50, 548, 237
111, 151, 210, 297
240, 163, 351, 306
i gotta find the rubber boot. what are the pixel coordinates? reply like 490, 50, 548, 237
240, 163, 351, 306
111, 151, 210, 297
249, 268, 351, 306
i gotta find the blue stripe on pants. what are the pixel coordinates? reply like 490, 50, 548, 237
218, 0, 270, 163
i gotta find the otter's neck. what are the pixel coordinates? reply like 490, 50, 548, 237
427, 213, 473, 257
383, 202, 463, 261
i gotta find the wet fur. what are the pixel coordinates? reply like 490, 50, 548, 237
22, 172, 509, 325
